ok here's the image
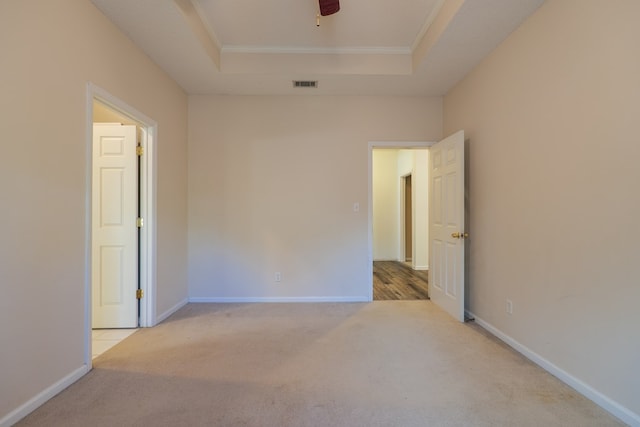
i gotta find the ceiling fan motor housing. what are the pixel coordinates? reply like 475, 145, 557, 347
319, 0, 340, 16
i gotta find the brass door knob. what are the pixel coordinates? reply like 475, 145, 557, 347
451, 232, 469, 239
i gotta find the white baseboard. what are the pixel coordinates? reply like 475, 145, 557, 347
467, 311, 640, 427
0, 365, 90, 427
189, 296, 369, 303
155, 298, 188, 325
414, 265, 429, 271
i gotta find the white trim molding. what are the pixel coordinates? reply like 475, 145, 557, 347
468, 311, 640, 427
189, 296, 369, 303
0, 365, 90, 427
222, 45, 411, 56
156, 298, 189, 324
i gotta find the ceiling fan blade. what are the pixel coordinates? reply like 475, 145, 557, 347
319, 0, 340, 16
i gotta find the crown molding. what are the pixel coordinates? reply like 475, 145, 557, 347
222, 45, 411, 56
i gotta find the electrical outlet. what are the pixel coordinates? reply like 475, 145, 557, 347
506, 299, 513, 315
275, 272, 281, 282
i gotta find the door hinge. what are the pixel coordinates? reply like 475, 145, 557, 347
137, 217, 144, 228
136, 146, 144, 156
136, 289, 144, 299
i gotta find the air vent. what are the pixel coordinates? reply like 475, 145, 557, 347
293, 80, 318, 88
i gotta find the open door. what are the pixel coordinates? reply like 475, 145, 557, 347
92, 124, 139, 328
429, 131, 466, 321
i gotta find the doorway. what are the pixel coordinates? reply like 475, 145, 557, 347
85, 84, 157, 365
369, 143, 431, 301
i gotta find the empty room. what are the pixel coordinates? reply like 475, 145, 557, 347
1, 0, 638, 426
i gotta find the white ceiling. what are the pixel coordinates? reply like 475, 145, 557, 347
91, 0, 544, 96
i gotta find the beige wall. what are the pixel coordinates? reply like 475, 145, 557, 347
444, 0, 640, 420
0, 0, 188, 421
372, 150, 399, 260
410, 150, 429, 270
397, 149, 429, 269
188, 95, 442, 300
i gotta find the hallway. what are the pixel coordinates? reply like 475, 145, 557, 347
373, 261, 429, 300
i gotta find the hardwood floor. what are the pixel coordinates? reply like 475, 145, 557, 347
373, 261, 429, 300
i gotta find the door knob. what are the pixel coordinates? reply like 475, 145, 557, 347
451, 232, 469, 239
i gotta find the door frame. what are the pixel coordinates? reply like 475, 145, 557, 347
85, 83, 158, 365
401, 173, 412, 265
367, 141, 434, 301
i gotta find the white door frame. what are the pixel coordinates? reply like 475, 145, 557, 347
85, 83, 158, 365
400, 172, 412, 265
367, 141, 434, 301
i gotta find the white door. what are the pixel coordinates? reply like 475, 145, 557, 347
92, 124, 138, 328
429, 130, 466, 321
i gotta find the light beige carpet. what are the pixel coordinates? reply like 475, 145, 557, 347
18, 302, 625, 426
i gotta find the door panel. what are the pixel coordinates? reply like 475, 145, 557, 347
92, 124, 138, 328
429, 130, 466, 321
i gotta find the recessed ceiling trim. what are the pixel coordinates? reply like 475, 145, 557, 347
222, 51, 412, 75
187, 0, 223, 49
172, 0, 221, 69
91, 0, 546, 96
222, 46, 412, 56
412, 0, 465, 71
411, 0, 446, 51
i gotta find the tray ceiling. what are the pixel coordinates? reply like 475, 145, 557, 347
91, 0, 544, 95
